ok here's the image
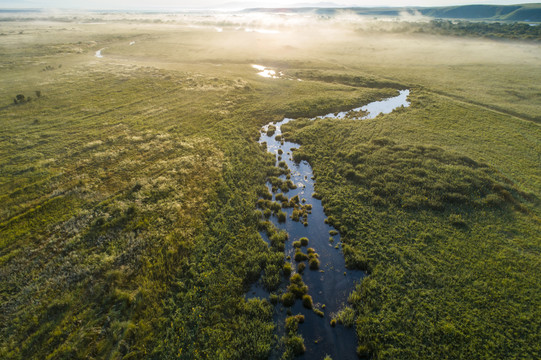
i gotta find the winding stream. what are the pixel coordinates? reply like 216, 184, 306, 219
254, 90, 410, 359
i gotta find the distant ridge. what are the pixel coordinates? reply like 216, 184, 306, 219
243, 4, 541, 22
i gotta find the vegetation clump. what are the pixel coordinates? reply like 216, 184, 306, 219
275, 192, 288, 203
269, 229, 289, 251
13, 94, 31, 104
282, 292, 296, 307
283, 314, 306, 357
283, 262, 292, 277
257, 185, 273, 200
287, 273, 309, 299
294, 250, 309, 262
302, 295, 313, 309
309, 257, 320, 270
267, 124, 276, 136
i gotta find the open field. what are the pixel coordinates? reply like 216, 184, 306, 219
1, 13, 540, 359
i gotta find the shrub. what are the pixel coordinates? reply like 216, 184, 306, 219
286, 180, 297, 190
292, 241, 301, 248
357, 344, 371, 358
258, 186, 273, 200
299, 237, 309, 246
285, 316, 299, 333
302, 295, 313, 309
262, 264, 281, 291
267, 125, 276, 136
449, 214, 467, 228
290, 273, 303, 285
256, 199, 269, 209
337, 307, 356, 327
283, 262, 292, 277
297, 262, 306, 273
268, 176, 283, 187
288, 284, 308, 298
282, 292, 296, 307
14, 94, 26, 103
294, 251, 309, 262
277, 210, 287, 223
309, 258, 320, 270
258, 220, 273, 234
270, 202, 282, 212
329, 230, 338, 236
330, 319, 337, 327
270, 294, 279, 305
270, 230, 288, 250
288, 274, 308, 297
314, 308, 324, 317
287, 335, 306, 356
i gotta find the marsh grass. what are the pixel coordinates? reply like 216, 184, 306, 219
282, 89, 541, 359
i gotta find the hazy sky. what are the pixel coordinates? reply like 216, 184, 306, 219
0, 0, 538, 10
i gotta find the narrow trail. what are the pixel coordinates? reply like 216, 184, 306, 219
427, 89, 540, 126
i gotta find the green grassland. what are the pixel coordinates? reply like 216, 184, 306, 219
1, 16, 540, 359
282, 88, 540, 358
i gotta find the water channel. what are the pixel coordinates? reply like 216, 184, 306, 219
251, 90, 410, 359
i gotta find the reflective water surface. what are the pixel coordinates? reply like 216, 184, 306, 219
252, 90, 410, 359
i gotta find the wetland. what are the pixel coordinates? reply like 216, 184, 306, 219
0, 8, 540, 360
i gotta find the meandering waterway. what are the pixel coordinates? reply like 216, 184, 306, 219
253, 89, 410, 359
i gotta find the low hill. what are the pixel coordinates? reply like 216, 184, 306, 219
244, 4, 541, 22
